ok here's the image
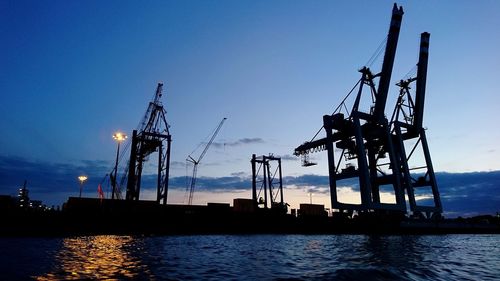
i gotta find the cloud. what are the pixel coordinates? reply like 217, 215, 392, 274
282, 172, 500, 216
426, 172, 500, 217
170, 161, 186, 168
0, 155, 112, 204
0, 156, 110, 190
278, 154, 299, 161
169, 175, 251, 191
305, 187, 330, 195
1, 154, 499, 217
284, 174, 328, 187
211, 138, 265, 149
230, 171, 247, 177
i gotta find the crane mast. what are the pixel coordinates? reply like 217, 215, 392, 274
186, 118, 227, 205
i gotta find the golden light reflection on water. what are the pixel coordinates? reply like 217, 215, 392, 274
35, 235, 154, 280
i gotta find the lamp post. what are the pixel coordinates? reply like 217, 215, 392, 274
112, 132, 127, 199
78, 175, 88, 198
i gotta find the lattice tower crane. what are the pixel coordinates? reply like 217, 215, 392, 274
186, 118, 227, 205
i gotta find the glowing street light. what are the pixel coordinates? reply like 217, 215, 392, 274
113, 132, 127, 142
112, 132, 127, 199
78, 175, 88, 198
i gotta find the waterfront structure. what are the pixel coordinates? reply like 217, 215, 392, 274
294, 4, 442, 218
126, 83, 172, 205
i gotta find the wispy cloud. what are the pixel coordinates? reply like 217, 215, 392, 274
230, 171, 248, 177
211, 138, 265, 149
278, 154, 299, 161
165, 175, 251, 191
284, 174, 329, 187
170, 161, 186, 168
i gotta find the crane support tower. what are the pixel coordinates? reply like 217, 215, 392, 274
186, 117, 227, 205
391, 32, 442, 218
251, 154, 286, 212
126, 82, 172, 205
294, 4, 442, 218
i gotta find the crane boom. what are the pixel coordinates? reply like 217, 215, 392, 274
196, 118, 227, 164
413, 32, 429, 130
373, 3, 404, 121
187, 117, 227, 205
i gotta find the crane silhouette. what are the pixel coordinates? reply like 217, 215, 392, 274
186, 118, 227, 205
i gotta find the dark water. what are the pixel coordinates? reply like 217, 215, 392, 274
0, 235, 498, 280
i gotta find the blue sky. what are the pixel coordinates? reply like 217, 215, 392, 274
1, 1, 499, 217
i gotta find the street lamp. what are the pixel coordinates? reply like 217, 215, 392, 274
112, 132, 127, 199
78, 175, 88, 198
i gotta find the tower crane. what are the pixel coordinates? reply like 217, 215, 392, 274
186, 117, 227, 205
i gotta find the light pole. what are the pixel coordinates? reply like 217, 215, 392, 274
112, 132, 127, 199
78, 175, 88, 198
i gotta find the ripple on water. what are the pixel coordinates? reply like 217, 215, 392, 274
0, 234, 498, 281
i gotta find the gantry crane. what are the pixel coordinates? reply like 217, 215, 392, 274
294, 4, 442, 218
125, 82, 172, 204
251, 154, 286, 212
186, 118, 227, 205
295, 4, 406, 214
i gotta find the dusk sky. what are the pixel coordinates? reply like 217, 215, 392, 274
1, 0, 499, 217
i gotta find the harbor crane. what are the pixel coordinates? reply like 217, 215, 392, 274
293, 4, 442, 218
125, 82, 172, 204
186, 117, 227, 205
295, 3, 406, 213
251, 154, 286, 212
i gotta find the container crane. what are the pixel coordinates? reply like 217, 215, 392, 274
293, 4, 442, 219
251, 154, 285, 211
294, 3, 406, 213
186, 117, 227, 205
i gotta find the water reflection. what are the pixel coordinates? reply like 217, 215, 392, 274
35, 235, 154, 280
20, 234, 499, 281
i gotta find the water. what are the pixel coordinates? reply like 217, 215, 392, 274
0, 235, 498, 280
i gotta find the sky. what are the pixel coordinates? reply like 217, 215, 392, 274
1, 0, 499, 217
